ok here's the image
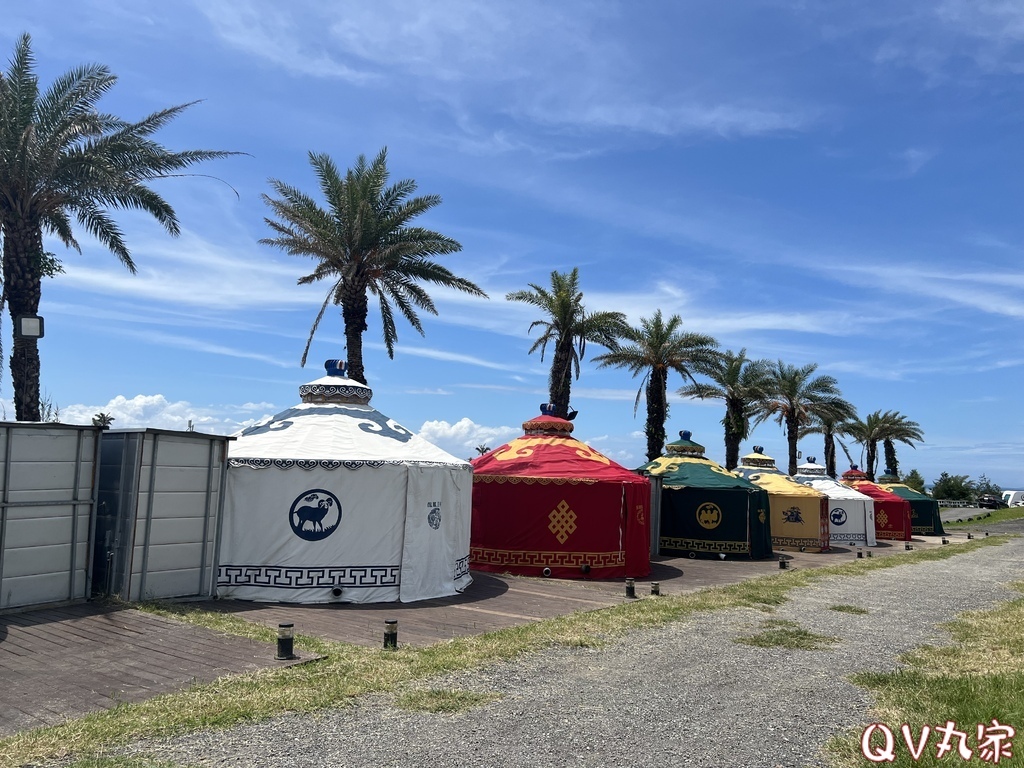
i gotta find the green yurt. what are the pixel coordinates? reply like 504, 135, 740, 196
643, 431, 773, 559
878, 469, 946, 536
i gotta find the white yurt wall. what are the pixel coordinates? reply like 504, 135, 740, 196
219, 359, 473, 604
0, 423, 99, 610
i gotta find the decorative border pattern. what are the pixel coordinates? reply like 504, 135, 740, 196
911, 526, 940, 534
470, 547, 625, 568
830, 532, 868, 543
472, 474, 599, 485
659, 537, 750, 553
454, 555, 470, 580
217, 564, 400, 589
229, 458, 466, 470
523, 420, 574, 434
298, 383, 371, 401
875, 530, 908, 540
771, 535, 824, 548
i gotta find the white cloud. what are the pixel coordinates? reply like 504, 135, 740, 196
59, 228, 323, 311
57, 394, 274, 434
202, 2, 812, 140
418, 417, 520, 456
200, 2, 377, 81
893, 147, 937, 177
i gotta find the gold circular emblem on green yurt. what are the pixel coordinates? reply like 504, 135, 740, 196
696, 502, 723, 530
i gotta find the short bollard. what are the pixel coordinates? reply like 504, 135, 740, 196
276, 622, 296, 660
857, 549, 864, 559
779, 557, 789, 570
625, 578, 636, 599
383, 619, 398, 650
650, 582, 660, 596
942, 537, 949, 545
866, 550, 873, 558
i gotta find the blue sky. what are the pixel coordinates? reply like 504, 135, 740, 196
5, 1, 1024, 486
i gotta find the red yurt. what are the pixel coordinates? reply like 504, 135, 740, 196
841, 466, 912, 542
470, 406, 651, 579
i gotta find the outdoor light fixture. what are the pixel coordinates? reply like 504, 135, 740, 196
14, 315, 43, 339
779, 557, 789, 570
383, 619, 398, 650
857, 549, 863, 559
625, 578, 636, 598
867, 550, 872, 558
275, 623, 295, 660
967, 533, 974, 540
650, 582, 660, 596
905, 543, 913, 550
942, 537, 949, 545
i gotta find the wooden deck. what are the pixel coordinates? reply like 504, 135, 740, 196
0, 533, 955, 739
0, 603, 305, 738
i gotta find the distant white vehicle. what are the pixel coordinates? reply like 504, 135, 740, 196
1001, 490, 1024, 507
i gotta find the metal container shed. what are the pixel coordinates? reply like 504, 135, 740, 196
93, 429, 229, 602
0, 423, 100, 610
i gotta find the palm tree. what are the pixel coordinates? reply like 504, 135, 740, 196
593, 310, 718, 461
849, 410, 923, 479
262, 148, 486, 384
882, 412, 923, 477
845, 411, 885, 481
91, 412, 114, 429
506, 268, 626, 419
678, 349, 772, 470
799, 408, 858, 478
474, 444, 491, 456
0, 33, 235, 420
755, 360, 852, 476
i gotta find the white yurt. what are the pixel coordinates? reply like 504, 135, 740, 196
794, 458, 877, 548
217, 360, 473, 604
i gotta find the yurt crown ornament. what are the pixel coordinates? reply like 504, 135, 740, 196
298, 360, 372, 404
524, 404, 576, 436
666, 430, 705, 457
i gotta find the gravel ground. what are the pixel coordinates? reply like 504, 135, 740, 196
123, 538, 1024, 768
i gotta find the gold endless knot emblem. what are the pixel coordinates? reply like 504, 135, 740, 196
548, 500, 578, 544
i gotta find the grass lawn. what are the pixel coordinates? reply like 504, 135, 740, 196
828, 581, 1024, 767
0, 536, 1012, 768
943, 507, 1024, 527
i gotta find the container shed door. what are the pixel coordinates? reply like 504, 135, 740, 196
92, 432, 141, 597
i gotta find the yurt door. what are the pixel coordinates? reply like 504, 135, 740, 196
91, 432, 142, 597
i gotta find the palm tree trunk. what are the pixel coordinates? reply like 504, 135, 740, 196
341, 281, 369, 385
549, 338, 574, 419
2, 218, 43, 422
786, 413, 800, 475
883, 438, 898, 476
865, 440, 878, 481
723, 399, 743, 470
644, 367, 667, 461
824, 432, 837, 478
